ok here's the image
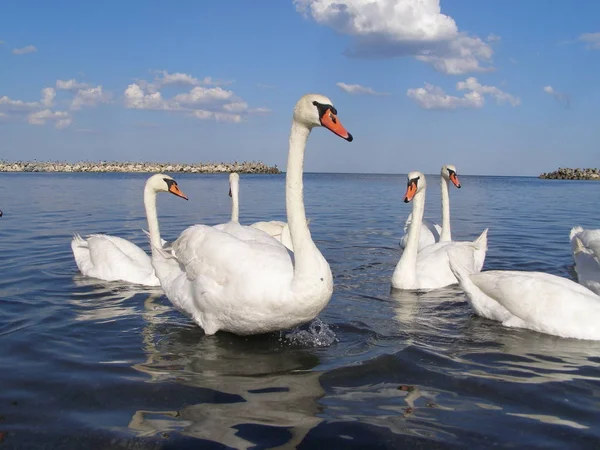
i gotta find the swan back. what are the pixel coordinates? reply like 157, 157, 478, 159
470, 270, 600, 340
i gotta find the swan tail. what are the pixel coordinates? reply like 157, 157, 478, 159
70, 234, 93, 274
473, 228, 489, 251
569, 226, 583, 241
71, 233, 88, 248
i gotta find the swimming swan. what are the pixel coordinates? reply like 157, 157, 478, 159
71, 174, 188, 286
449, 254, 600, 341
149, 93, 353, 335
391, 171, 487, 290
399, 164, 461, 251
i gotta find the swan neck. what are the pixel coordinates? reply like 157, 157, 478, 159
144, 186, 162, 252
440, 176, 451, 241
231, 179, 239, 223
286, 120, 319, 275
393, 188, 425, 287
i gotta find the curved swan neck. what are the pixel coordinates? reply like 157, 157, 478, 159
392, 187, 426, 287
231, 178, 239, 223
143, 186, 162, 252
286, 120, 320, 277
439, 175, 451, 242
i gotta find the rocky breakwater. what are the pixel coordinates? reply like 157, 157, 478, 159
539, 167, 600, 180
0, 160, 280, 174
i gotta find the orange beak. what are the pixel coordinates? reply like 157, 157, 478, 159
404, 181, 417, 203
169, 184, 188, 200
449, 172, 461, 188
320, 108, 353, 141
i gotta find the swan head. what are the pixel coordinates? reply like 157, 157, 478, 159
404, 171, 426, 203
441, 164, 461, 188
0, 210, 3, 217
146, 173, 188, 200
293, 94, 353, 141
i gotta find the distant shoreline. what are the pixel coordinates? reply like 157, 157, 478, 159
539, 167, 600, 180
0, 161, 281, 174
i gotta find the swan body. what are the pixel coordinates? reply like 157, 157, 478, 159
71, 174, 188, 286
449, 256, 600, 341
570, 226, 600, 295
391, 171, 487, 291
399, 164, 461, 251
150, 94, 353, 335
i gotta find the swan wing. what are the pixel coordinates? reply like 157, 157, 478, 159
170, 224, 293, 285
87, 233, 151, 264
80, 235, 157, 285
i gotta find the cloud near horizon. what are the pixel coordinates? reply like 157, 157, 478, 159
294, 0, 494, 75
407, 77, 520, 109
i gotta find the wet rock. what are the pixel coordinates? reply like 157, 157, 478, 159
0, 160, 280, 174
539, 167, 600, 180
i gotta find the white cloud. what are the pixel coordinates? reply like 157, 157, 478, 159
124, 84, 171, 110
27, 109, 71, 129
486, 33, 501, 43
0, 86, 76, 128
543, 85, 570, 108
407, 77, 519, 110
0, 96, 40, 112
336, 82, 390, 95
124, 72, 267, 123
70, 86, 111, 110
294, 0, 494, 75
173, 86, 234, 105
12, 45, 37, 55
56, 79, 90, 91
578, 32, 600, 50
41, 88, 56, 107
141, 70, 234, 93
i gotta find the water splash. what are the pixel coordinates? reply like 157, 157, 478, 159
281, 318, 338, 348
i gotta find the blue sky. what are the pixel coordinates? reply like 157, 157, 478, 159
1, 0, 599, 175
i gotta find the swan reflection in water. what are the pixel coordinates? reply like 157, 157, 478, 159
389, 285, 599, 432
128, 295, 327, 449
70, 275, 164, 322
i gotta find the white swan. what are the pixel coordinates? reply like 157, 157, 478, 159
570, 226, 600, 295
149, 93, 353, 335
391, 171, 488, 290
225, 171, 297, 251
71, 174, 188, 286
449, 255, 600, 341
399, 164, 461, 250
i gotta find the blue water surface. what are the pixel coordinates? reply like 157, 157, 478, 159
0, 172, 599, 449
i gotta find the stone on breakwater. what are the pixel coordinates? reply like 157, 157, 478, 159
0, 160, 280, 174
539, 167, 600, 180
